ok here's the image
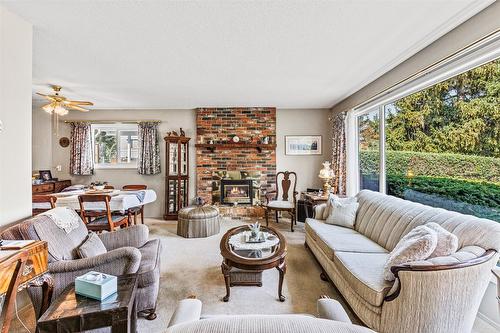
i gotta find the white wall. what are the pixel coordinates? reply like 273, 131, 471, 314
34, 108, 332, 217
276, 109, 332, 192
0, 6, 32, 226
32, 104, 53, 170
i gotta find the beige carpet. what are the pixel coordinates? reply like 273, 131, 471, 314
138, 216, 360, 332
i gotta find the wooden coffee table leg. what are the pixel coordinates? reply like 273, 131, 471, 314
277, 259, 286, 302
221, 261, 232, 302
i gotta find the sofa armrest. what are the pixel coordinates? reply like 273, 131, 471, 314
385, 249, 496, 301
98, 224, 149, 250
314, 203, 327, 219
168, 299, 203, 328
48, 247, 142, 275
317, 298, 352, 323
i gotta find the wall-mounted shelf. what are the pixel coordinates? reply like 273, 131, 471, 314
195, 143, 276, 153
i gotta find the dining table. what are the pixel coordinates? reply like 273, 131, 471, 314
32, 188, 157, 213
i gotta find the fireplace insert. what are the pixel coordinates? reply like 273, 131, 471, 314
220, 179, 253, 205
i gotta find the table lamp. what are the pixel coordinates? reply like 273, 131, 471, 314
318, 161, 334, 195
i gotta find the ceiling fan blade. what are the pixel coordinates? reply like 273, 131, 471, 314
67, 104, 89, 112
65, 100, 94, 106
36, 92, 56, 101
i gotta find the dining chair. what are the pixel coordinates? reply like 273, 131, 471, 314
262, 171, 298, 232
78, 194, 129, 232
32, 195, 57, 216
122, 184, 147, 225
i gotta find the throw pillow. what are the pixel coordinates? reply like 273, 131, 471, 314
384, 225, 438, 281
321, 193, 339, 219
325, 195, 359, 229
426, 222, 459, 258
77, 232, 107, 258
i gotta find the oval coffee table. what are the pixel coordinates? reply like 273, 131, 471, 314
220, 225, 287, 302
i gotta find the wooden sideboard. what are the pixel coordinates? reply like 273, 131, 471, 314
0, 241, 52, 333
32, 180, 71, 194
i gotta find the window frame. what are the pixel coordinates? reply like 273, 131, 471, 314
91, 123, 139, 170
346, 31, 500, 196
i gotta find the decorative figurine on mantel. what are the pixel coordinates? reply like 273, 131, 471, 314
167, 128, 185, 137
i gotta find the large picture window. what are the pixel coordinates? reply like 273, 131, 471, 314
354, 58, 499, 222
91, 123, 139, 169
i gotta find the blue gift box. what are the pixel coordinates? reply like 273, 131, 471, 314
75, 271, 117, 301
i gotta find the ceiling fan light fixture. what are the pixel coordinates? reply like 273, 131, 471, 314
38, 85, 93, 116
42, 102, 56, 113
55, 105, 68, 116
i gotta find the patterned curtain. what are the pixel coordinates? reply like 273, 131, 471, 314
69, 122, 93, 175
138, 122, 161, 175
331, 111, 347, 194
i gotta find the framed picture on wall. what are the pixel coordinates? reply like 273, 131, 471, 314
285, 135, 322, 155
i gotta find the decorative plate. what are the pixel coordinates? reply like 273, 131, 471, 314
59, 137, 70, 147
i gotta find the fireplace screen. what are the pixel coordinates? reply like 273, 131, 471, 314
221, 179, 253, 205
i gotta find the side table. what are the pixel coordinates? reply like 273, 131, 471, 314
0, 241, 52, 333
37, 274, 138, 333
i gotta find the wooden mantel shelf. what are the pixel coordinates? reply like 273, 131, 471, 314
195, 143, 276, 152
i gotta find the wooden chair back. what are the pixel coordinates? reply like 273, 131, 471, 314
78, 195, 114, 230
122, 184, 147, 190
32, 195, 57, 216
274, 171, 298, 203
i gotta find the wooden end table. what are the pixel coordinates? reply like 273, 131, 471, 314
220, 225, 287, 302
37, 275, 138, 333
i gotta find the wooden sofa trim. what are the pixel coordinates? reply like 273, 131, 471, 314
384, 249, 496, 302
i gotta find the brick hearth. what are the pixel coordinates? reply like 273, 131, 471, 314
196, 107, 277, 205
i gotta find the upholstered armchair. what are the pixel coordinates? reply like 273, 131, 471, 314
262, 171, 298, 231
0, 213, 161, 320
166, 297, 375, 332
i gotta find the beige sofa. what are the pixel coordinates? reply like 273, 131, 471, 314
305, 190, 500, 333
166, 298, 376, 333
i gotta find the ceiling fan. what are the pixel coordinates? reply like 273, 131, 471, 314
37, 85, 94, 116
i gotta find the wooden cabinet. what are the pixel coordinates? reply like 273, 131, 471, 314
164, 135, 190, 220
32, 180, 71, 194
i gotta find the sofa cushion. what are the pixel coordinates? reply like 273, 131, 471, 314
77, 232, 107, 258
32, 214, 89, 261
409, 245, 486, 266
325, 196, 359, 229
334, 252, 393, 307
305, 219, 388, 260
137, 238, 161, 288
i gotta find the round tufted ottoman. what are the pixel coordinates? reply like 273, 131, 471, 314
177, 205, 220, 238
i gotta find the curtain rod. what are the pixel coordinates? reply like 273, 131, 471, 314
63, 120, 162, 124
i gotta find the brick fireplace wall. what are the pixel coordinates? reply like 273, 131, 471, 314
196, 107, 276, 204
